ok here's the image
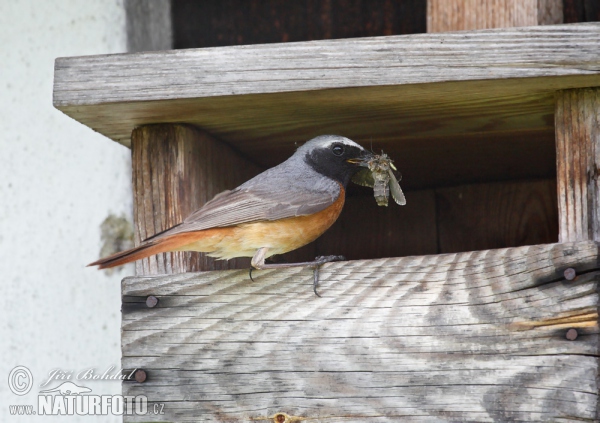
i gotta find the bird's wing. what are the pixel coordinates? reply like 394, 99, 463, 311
145, 183, 341, 241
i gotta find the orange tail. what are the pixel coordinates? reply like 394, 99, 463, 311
88, 232, 209, 269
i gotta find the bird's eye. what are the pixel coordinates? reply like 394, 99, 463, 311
332, 144, 345, 156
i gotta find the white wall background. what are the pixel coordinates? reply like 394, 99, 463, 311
0, 1, 133, 421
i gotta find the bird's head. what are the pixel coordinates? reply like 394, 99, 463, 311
297, 135, 372, 187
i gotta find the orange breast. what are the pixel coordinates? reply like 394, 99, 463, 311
175, 184, 346, 259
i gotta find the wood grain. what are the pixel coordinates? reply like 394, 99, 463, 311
555, 88, 600, 243
53, 24, 600, 143
121, 241, 600, 422
537, 0, 564, 25
131, 124, 261, 275
436, 179, 558, 253
125, 0, 172, 53
427, 0, 562, 32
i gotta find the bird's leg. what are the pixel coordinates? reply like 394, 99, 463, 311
249, 247, 270, 282
250, 247, 345, 296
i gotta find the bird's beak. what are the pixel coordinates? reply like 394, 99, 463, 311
347, 151, 373, 167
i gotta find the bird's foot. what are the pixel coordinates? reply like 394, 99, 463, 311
311, 255, 346, 297
249, 248, 346, 296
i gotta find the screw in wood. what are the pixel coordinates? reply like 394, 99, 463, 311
146, 295, 159, 308
275, 414, 286, 423
565, 328, 578, 341
563, 268, 577, 281
134, 369, 147, 383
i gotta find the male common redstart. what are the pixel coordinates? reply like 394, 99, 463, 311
89, 135, 372, 294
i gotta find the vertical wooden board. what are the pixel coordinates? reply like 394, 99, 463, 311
121, 242, 600, 422
436, 179, 558, 253
125, 0, 173, 52
556, 88, 600, 244
427, 0, 562, 32
537, 0, 564, 24
131, 124, 262, 275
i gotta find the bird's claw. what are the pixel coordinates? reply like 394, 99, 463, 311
247, 254, 347, 297
312, 255, 346, 297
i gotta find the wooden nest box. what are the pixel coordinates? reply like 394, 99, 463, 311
54, 20, 600, 422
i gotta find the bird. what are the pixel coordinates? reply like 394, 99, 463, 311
89, 135, 372, 295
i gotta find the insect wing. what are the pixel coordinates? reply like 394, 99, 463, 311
388, 169, 406, 205
351, 168, 375, 188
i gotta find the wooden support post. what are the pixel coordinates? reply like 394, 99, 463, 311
555, 88, 600, 243
427, 0, 563, 32
131, 124, 261, 275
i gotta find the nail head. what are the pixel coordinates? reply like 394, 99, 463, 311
134, 369, 147, 383
146, 296, 158, 308
564, 268, 577, 281
566, 328, 578, 341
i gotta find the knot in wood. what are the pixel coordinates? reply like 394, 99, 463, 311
269, 412, 303, 423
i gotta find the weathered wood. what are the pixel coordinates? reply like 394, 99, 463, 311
538, 0, 564, 24
52, 24, 600, 190
122, 241, 600, 422
131, 124, 261, 275
555, 88, 600, 243
427, 0, 562, 32
125, 0, 173, 53
437, 179, 558, 253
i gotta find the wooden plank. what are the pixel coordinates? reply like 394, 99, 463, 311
131, 124, 261, 275
538, 0, 564, 25
53, 23, 600, 148
437, 179, 558, 253
124, 0, 173, 52
556, 88, 600, 243
121, 241, 600, 422
427, 0, 562, 32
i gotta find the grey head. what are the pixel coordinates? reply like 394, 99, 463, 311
294, 135, 371, 187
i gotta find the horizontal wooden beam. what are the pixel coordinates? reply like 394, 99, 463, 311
121, 241, 600, 422
54, 24, 600, 147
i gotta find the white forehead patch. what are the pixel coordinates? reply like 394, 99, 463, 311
296, 135, 363, 154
